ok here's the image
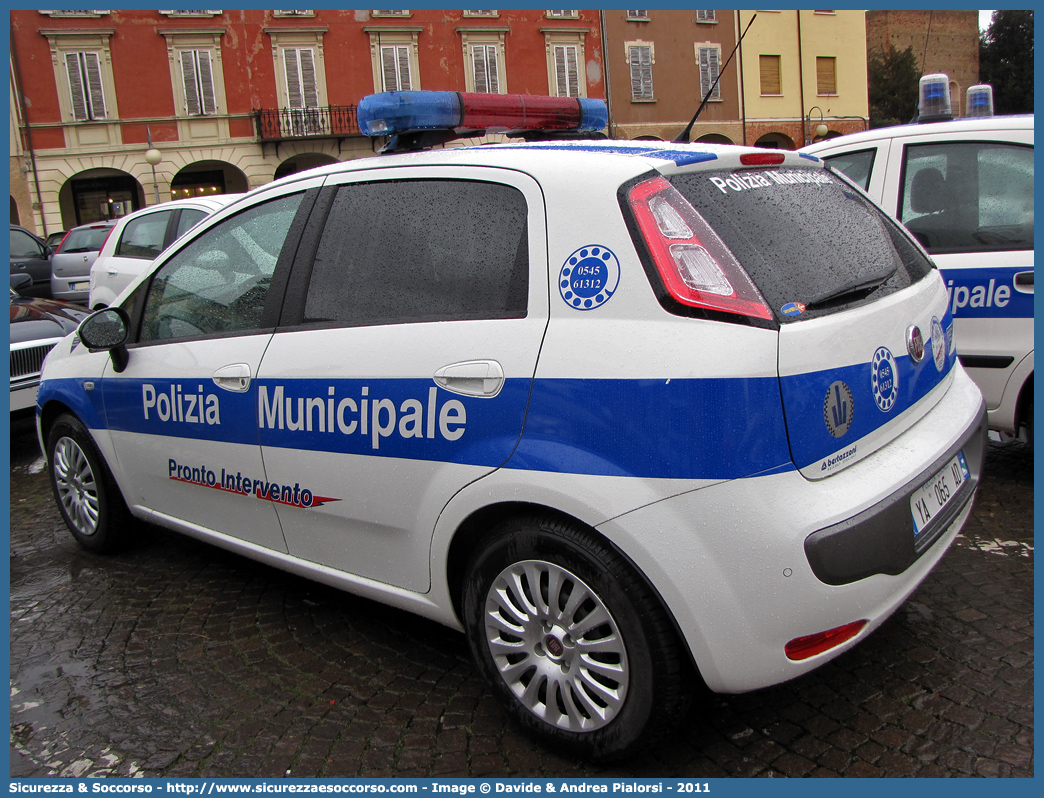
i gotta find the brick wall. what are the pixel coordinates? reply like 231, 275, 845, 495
866, 10, 979, 114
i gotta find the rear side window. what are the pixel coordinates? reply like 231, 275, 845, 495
10, 229, 45, 258
303, 179, 528, 326
58, 226, 111, 253
117, 211, 172, 259
823, 148, 877, 191
176, 208, 207, 238
900, 141, 1033, 254
669, 167, 934, 323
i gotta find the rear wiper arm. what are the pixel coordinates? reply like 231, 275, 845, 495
805, 266, 897, 310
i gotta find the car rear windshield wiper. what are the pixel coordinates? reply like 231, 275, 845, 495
805, 266, 897, 310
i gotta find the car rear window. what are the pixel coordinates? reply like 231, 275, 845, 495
58, 226, 112, 253
669, 166, 935, 323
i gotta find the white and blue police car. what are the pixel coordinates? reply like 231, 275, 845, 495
803, 77, 1033, 443
38, 90, 986, 759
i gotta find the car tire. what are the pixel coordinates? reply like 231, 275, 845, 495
462, 514, 693, 760
46, 413, 132, 553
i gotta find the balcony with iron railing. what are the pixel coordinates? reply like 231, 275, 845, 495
253, 105, 360, 141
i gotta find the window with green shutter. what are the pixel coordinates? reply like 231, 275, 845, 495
381, 44, 412, 92
181, 50, 217, 116
629, 45, 653, 101
65, 51, 106, 121
471, 44, 500, 94
553, 45, 579, 98
697, 45, 721, 101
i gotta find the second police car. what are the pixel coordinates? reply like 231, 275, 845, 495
37, 91, 986, 759
803, 77, 1033, 444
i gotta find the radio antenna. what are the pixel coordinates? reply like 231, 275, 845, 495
674, 13, 756, 143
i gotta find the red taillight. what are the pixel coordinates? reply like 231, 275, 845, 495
785, 620, 867, 661
627, 176, 772, 320
740, 152, 786, 166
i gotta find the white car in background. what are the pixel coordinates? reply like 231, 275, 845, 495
88, 195, 243, 309
804, 113, 1033, 442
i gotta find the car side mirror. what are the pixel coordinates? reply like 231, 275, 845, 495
79, 306, 131, 373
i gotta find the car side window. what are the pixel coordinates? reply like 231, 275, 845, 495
116, 211, 173, 259
823, 149, 876, 191
10, 229, 45, 258
900, 141, 1034, 254
175, 208, 208, 239
139, 193, 303, 342
303, 179, 528, 326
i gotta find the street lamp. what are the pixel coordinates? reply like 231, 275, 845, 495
804, 106, 829, 146
145, 125, 162, 205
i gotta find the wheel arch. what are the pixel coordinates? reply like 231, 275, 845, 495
1015, 370, 1033, 440
38, 397, 77, 445
442, 499, 707, 691
38, 397, 125, 492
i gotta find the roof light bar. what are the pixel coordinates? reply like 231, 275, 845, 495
965, 84, 995, 118
917, 74, 953, 123
358, 91, 608, 138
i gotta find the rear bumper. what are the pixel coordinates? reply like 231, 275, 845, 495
804, 405, 987, 585
50, 275, 89, 303
594, 366, 987, 694
10, 384, 39, 412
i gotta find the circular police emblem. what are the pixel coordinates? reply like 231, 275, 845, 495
559, 246, 621, 311
930, 316, 947, 371
871, 346, 898, 412
824, 380, 854, 438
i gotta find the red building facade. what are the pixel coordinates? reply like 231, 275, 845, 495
11, 10, 605, 233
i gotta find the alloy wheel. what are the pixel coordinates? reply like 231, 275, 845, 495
483, 559, 629, 731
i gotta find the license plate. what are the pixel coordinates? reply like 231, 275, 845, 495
69, 281, 85, 290
911, 451, 970, 537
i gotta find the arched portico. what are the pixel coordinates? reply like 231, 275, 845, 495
754, 132, 797, 150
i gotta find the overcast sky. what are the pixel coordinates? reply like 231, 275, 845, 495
980, 10, 994, 32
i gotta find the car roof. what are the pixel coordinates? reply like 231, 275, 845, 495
112, 194, 247, 225
66, 220, 117, 231
803, 114, 1034, 153
252, 138, 825, 197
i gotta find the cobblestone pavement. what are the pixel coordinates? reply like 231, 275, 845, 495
9, 413, 1033, 778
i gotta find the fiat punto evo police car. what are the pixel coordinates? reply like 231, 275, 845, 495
38, 91, 986, 759
803, 78, 1033, 443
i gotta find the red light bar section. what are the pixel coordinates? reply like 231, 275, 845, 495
785, 620, 867, 661
739, 152, 786, 166
459, 93, 583, 131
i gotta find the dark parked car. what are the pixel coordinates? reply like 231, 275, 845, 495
9, 276, 88, 412
10, 224, 53, 298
